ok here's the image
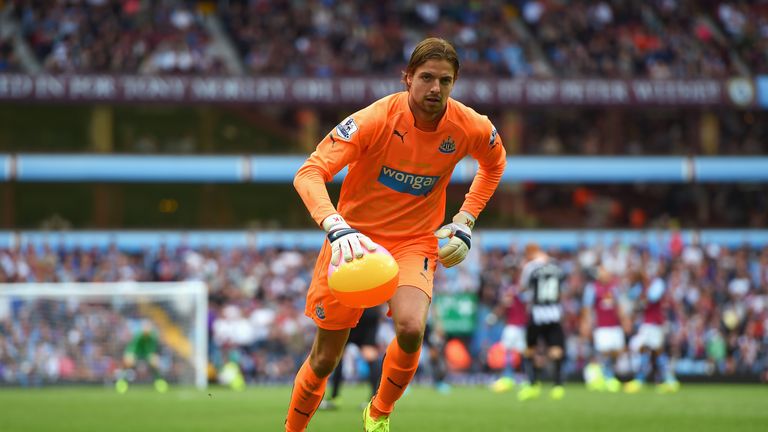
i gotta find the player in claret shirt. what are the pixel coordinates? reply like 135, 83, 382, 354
490, 265, 528, 393
625, 263, 680, 394
581, 266, 630, 393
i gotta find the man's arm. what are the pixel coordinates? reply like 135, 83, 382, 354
294, 115, 379, 263
518, 261, 533, 292
617, 296, 633, 335
459, 121, 507, 218
580, 284, 595, 338
293, 127, 361, 226
647, 278, 665, 303
435, 120, 506, 268
124, 334, 139, 354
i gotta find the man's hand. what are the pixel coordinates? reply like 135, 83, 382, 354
323, 214, 377, 266
435, 211, 475, 268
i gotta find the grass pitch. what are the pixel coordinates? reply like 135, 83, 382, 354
0, 383, 766, 431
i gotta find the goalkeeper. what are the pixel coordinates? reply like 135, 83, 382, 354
115, 321, 168, 393
285, 37, 506, 432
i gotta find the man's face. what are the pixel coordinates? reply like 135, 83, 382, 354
406, 59, 456, 117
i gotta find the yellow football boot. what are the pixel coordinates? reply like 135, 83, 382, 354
490, 376, 515, 393
605, 378, 622, 393
363, 401, 390, 432
115, 378, 129, 394
656, 380, 681, 394
154, 378, 169, 393
549, 385, 565, 400
517, 382, 541, 401
624, 379, 643, 394
584, 362, 605, 391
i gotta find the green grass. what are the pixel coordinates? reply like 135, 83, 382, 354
1, 383, 766, 431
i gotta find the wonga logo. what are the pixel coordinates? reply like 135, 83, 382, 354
378, 166, 440, 196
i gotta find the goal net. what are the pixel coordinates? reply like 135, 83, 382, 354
0, 282, 208, 389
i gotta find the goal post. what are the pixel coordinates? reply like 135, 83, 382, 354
0, 282, 208, 389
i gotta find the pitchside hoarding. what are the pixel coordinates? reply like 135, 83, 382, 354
0, 75, 759, 107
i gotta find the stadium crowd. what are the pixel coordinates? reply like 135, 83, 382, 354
505, 184, 768, 229
3, 0, 765, 77
10, 0, 226, 74
0, 35, 20, 72
715, 0, 768, 74
0, 299, 181, 385
478, 236, 768, 380
218, 0, 537, 77
523, 0, 736, 78
518, 110, 767, 156
0, 235, 766, 385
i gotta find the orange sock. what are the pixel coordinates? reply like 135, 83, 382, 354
370, 339, 421, 418
285, 358, 327, 432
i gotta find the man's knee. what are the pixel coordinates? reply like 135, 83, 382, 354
360, 345, 379, 361
310, 347, 343, 377
548, 346, 564, 360
394, 317, 426, 352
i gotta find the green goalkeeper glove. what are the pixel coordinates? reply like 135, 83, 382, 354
323, 214, 377, 266
435, 211, 475, 268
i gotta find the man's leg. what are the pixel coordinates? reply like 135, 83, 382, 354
148, 354, 168, 393
330, 354, 345, 400
522, 348, 538, 384
518, 346, 543, 401
285, 327, 349, 432
369, 285, 429, 419
115, 354, 136, 393
548, 347, 566, 400
518, 321, 543, 399
603, 351, 622, 392
624, 346, 649, 393
361, 344, 382, 398
358, 307, 383, 398
522, 324, 541, 384
547, 324, 566, 400
550, 346, 564, 387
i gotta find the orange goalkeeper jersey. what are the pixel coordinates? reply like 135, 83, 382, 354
294, 91, 506, 240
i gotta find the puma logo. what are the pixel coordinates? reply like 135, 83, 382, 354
329, 132, 337, 147
293, 408, 311, 418
387, 377, 404, 389
393, 129, 407, 143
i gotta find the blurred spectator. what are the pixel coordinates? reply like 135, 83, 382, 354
198, 0, 534, 77
0, 35, 20, 72
3, 0, 763, 77
15, 0, 226, 75
0, 300, 177, 386
716, 0, 768, 73
523, 0, 735, 78
1, 236, 766, 383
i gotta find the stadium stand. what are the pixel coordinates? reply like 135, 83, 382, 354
11, 0, 229, 74
2, 0, 763, 77
715, 0, 768, 74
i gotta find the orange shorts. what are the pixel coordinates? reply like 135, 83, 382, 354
304, 235, 438, 330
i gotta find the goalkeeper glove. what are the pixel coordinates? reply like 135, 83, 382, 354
322, 214, 377, 266
435, 211, 475, 268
